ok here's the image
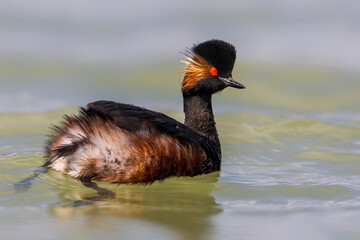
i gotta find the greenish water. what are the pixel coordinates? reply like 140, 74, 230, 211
1, 1, 360, 239
1, 65, 360, 239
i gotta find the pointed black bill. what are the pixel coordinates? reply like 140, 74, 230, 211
219, 76, 246, 89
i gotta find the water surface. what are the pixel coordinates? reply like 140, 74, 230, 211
1, 1, 360, 239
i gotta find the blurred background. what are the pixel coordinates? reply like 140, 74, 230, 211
1, 1, 360, 240
0, 0, 359, 115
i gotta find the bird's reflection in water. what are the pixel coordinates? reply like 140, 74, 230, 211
50, 171, 221, 240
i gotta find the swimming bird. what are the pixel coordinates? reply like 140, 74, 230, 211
43, 39, 245, 184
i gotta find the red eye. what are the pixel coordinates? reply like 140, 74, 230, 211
209, 67, 217, 76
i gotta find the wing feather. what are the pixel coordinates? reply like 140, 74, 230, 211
87, 100, 220, 164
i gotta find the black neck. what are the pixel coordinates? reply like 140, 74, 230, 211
183, 93, 219, 143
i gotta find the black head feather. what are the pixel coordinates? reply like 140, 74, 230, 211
192, 39, 236, 76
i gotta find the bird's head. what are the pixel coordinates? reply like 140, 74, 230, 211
181, 39, 245, 95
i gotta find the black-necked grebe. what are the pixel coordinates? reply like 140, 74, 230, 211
43, 39, 245, 184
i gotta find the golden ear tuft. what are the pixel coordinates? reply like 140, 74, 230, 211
181, 53, 213, 91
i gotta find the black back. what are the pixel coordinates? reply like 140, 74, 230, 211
87, 100, 221, 167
